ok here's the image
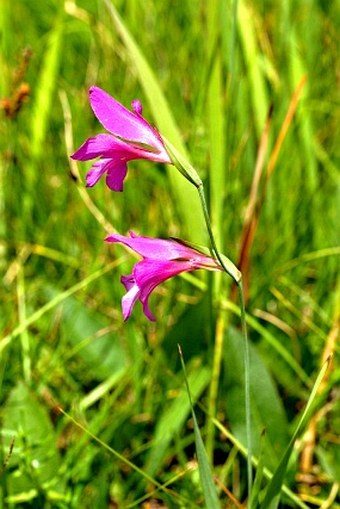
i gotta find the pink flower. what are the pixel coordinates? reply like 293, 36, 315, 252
71, 86, 172, 191
106, 232, 222, 321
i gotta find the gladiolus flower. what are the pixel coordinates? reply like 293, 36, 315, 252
106, 231, 222, 321
71, 86, 172, 191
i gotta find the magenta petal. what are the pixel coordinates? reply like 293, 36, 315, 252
132, 99, 143, 115
88, 87, 171, 160
121, 273, 155, 321
86, 159, 110, 187
105, 232, 214, 264
121, 281, 140, 321
105, 233, 187, 260
105, 161, 128, 192
134, 259, 191, 321
71, 134, 120, 161
141, 301, 156, 322
89, 87, 153, 144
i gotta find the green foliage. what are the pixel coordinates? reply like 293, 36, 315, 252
223, 327, 289, 470
0, 0, 339, 507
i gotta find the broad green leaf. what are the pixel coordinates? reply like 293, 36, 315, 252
223, 327, 289, 469
145, 360, 211, 477
57, 293, 127, 381
1, 382, 62, 501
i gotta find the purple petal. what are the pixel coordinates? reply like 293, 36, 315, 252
86, 159, 110, 187
134, 259, 192, 321
105, 232, 219, 268
121, 276, 140, 321
71, 134, 120, 161
105, 161, 128, 192
132, 100, 142, 115
105, 232, 195, 260
71, 133, 146, 161
88, 87, 171, 161
72, 132, 169, 166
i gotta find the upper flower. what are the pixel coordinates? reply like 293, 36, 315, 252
71, 86, 172, 191
106, 231, 222, 321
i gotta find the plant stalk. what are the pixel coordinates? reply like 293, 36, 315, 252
197, 183, 253, 498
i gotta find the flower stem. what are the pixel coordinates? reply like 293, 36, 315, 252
197, 185, 233, 278
238, 278, 253, 497
197, 183, 253, 498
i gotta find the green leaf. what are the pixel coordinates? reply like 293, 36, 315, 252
223, 327, 289, 469
1, 382, 62, 501
57, 293, 127, 381
179, 348, 220, 509
250, 431, 266, 509
145, 359, 211, 478
260, 356, 331, 509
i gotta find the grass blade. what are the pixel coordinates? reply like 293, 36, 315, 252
179, 345, 220, 509
30, 21, 63, 160
260, 356, 332, 509
237, 0, 268, 137
104, 0, 205, 243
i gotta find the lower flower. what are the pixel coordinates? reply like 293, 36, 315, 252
106, 231, 222, 321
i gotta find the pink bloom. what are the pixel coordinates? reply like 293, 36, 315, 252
71, 86, 172, 191
106, 231, 222, 321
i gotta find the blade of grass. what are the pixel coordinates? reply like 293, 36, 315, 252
24, 17, 63, 235
205, 49, 226, 464
212, 416, 310, 509
57, 406, 175, 502
104, 0, 205, 243
250, 430, 266, 509
275, 247, 340, 274
30, 21, 63, 161
237, 0, 268, 137
299, 299, 339, 479
235, 76, 307, 303
232, 104, 273, 302
0, 0, 10, 96
260, 355, 332, 509
178, 345, 220, 509
206, 2, 226, 258
145, 360, 211, 477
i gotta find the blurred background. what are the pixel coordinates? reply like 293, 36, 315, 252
0, 0, 339, 507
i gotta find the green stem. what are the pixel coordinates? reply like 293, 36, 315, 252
238, 279, 253, 497
197, 183, 253, 498
197, 185, 231, 276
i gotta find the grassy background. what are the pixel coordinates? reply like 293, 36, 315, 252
0, 0, 339, 507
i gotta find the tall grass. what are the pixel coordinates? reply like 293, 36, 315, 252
1, 0, 339, 507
